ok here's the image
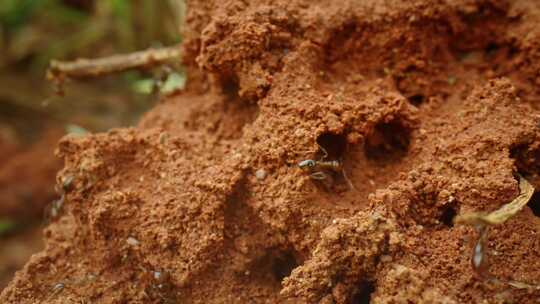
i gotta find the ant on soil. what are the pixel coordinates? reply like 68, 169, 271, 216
298, 144, 355, 190
46, 273, 97, 302
141, 269, 177, 303
43, 175, 75, 223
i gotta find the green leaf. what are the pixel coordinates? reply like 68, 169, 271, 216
161, 72, 186, 93
132, 78, 155, 95
0, 219, 15, 235
65, 124, 90, 136
0, 0, 41, 28
131, 72, 186, 95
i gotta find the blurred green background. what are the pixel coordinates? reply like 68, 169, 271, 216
0, 0, 185, 289
0, 0, 185, 138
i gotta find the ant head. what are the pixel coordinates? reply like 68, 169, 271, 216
298, 159, 316, 169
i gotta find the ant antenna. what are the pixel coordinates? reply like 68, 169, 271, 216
317, 143, 329, 159
342, 168, 356, 191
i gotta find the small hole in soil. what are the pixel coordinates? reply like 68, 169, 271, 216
440, 206, 457, 227
351, 281, 375, 304
317, 132, 347, 160
407, 94, 425, 107
223, 78, 240, 99
484, 42, 500, 58
364, 119, 411, 162
528, 192, 540, 217
510, 143, 540, 185
272, 251, 298, 282
325, 22, 358, 63
508, 46, 519, 58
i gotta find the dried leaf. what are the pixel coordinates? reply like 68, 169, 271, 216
455, 176, 534, 226
456, 176, 540, 290
507, 280, 540, 290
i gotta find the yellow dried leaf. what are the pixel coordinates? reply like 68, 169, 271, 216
507, 280, 540, 290
455, 176, 534, 226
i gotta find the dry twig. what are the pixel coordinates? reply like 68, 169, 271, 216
46, 45, 182, 95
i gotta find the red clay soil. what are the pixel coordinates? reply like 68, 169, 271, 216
3, 0, 540, 303
0, 228, 43, 290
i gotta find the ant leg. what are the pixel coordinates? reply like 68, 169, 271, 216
341, 168, 356, 191
310, 171, 327, 180
317, 143, 329, 160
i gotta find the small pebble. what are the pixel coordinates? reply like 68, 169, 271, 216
380, 255, 393, 263
52, 283, 64, 291
255, 169, 267, 180
86, 274, 97, 281
126, 237, 140, 246
154, 270, 170, 282
51, 283, 65, 295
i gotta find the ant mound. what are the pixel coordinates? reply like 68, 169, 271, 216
3, 0, 540, 303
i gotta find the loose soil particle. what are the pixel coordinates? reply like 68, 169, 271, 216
3, 0, 540, 303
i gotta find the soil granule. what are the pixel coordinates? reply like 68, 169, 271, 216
2, 0, 540, 303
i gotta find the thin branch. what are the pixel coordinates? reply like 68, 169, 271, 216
47, 45, 182, 81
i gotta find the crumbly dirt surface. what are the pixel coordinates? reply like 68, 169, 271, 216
3, 0, 540, 303
0, 228, 43, 290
